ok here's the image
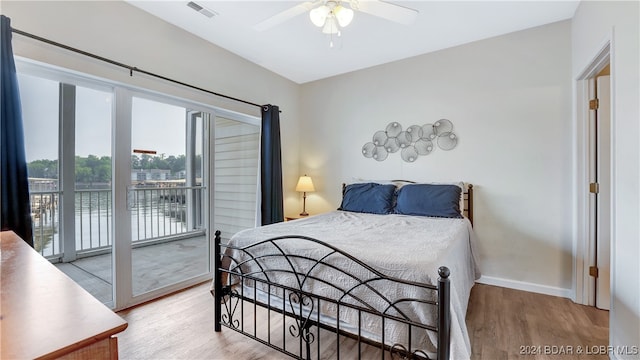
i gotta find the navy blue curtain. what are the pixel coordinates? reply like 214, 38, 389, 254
260, 104, 284, 225
1, 15, 33, 246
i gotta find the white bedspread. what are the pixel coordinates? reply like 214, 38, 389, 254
219, 210, 480, 359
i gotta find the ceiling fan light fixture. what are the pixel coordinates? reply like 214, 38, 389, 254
310, 5, 330, 27
322, 16, 339, 34
334, 5, 354, 27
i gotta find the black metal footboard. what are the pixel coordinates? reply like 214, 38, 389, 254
213, 230, 451, 360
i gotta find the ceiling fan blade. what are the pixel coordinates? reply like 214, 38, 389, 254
253, 1, 317, 31
356, 0, 418, 25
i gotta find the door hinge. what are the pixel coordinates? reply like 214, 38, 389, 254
589, 98, 599, 110
589, 266, 599, 278
589, 182, 600, 194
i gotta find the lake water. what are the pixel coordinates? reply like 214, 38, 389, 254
32, 190, 191, 257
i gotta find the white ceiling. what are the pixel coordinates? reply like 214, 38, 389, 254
126, 1, 580, 84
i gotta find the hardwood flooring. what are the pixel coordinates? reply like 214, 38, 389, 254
466, 284, 608, 360
116, 283, 609, 360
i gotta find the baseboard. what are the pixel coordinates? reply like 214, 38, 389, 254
476, 275, 573, 299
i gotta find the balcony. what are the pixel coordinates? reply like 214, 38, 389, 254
31, 184, 209, 304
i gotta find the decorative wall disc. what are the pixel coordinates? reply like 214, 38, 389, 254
363, 119, 459, 162
437, 132, 458, 150
401, 146, 419, 162
372, 146, 388, 161
385, 122, 402, 137
433, 119, 453, 135
414, 139, 434, 155
406, 125, 423, 142
420, 124, 437, 140
362, 142, 376, 158
384, 137, 400, 153
396, 131, 412, 149
372, 130, 388, 146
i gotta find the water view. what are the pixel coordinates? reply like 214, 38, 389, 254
31, 184, 201, 258
28, 152, 203, 258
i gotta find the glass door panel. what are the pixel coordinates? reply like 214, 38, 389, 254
19, 72, 115, 306
130, 96, 209, 296
20, 73, 61, 259
73, 85, 114, 305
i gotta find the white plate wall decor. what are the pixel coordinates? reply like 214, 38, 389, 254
361, 119, 458, 162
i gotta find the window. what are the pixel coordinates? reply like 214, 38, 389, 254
19, 72, 60, 257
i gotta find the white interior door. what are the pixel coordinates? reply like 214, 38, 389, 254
595, 75, 611, 310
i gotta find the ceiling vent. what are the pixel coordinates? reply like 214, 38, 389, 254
187, 1, 217, 18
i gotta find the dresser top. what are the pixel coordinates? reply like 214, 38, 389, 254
1, 231, 128, 359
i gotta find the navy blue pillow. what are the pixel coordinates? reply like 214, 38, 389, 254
339, 183, 396, 214
395, 184, 462, 218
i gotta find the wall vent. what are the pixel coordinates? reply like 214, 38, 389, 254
187, 2, 217, 18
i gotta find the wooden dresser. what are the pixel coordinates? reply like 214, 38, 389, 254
1, 231, 128, 359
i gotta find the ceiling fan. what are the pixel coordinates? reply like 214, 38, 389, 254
253, 0, 419, 33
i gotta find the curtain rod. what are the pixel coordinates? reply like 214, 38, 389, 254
11, 27, 265, 110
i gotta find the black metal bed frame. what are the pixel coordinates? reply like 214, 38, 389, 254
213, 184, 472, 360
214, 232, 452, 360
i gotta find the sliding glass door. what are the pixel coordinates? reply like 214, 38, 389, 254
128, 95, 209, 297
17, 59, 260, 310
18, 63, 215, 309
111, 90, 215, 308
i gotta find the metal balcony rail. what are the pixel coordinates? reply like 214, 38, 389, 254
30, 186, 205, 260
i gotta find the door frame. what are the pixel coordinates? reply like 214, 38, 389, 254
594, 73, 611, 310
573, 39, 613, 306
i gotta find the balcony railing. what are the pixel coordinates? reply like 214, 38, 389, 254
31, 191, 61, 257
31, 186, 204, 260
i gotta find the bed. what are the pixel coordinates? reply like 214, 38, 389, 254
213, 182, 479, 360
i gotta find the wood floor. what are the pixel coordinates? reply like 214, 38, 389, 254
466, 284, 608, 360
116, 283, 609, 360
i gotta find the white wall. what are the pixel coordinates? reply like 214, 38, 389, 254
1, 0, 302, 214
572, 1, 640, 357
300, 21, 574, 294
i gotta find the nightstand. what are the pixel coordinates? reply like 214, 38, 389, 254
285, 215, 307, 221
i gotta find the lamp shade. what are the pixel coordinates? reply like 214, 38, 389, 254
322, 16, 339, 34
296, 175, 315, 192
309, 5, 329, 27
334, 5, 353, 27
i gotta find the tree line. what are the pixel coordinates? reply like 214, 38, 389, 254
28, 154, 191, 183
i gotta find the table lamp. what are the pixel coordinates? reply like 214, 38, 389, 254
295, 175, 315, 216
